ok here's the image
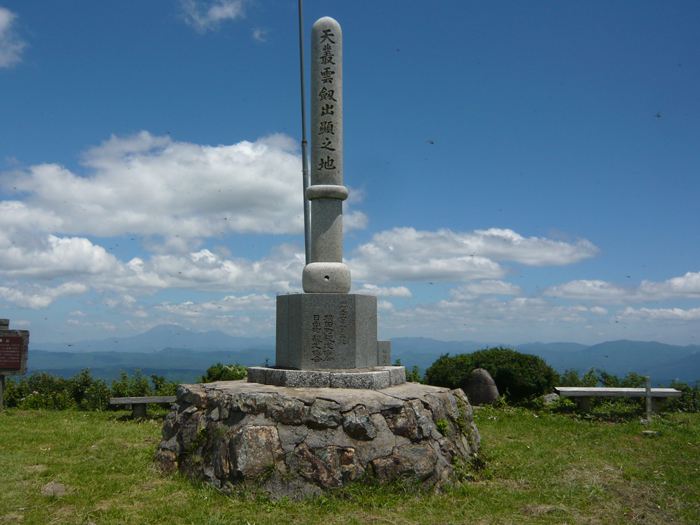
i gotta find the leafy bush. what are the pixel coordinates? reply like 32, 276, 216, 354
110, 370, 152, 398
3, 371, 76, 410
151, 374, 179, 396
198, 363, 248, 383
424, 347, 557, 403
665, 380, 700, 413
559, 368, 645, 388
2, 368, 179, 411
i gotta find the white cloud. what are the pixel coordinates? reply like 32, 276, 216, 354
377, 295, 599, 339
0, 7, 27, 68
0, 234, 121, 279
638, 271, 700, 300
2, 132, 308, 242
0, 282, 88, 309
616, 306, 700, 322
377, 300, 395, 312
544, 279, 632, 303
252, 27, 267, 42
348, 227, 597, 283
449, 280, 522, 300
155, 293, 274, 317
544, 271, 700, 304
180, 0, 246, 33
354, 284, 413, 297
589, 306, 609, 315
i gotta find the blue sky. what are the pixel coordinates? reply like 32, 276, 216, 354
1, 1, 699, 346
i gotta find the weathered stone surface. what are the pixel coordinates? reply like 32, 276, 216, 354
465, 368, 500, 406
305, 399, 341, 428
342, 405, 376, 440
372, 444, 439, 483
157, 381, 480, 498
229, 425, 286, 478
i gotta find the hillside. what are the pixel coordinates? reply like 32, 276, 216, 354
21, 325, 700, 384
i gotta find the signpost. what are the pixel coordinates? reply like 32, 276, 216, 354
0, 319, 29, 413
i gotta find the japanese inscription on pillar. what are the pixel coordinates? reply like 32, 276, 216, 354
311, 19, 342, 186
311, 313, 334, 362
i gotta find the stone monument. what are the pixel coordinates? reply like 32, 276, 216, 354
156, 17, 480, 497
247, 17, 402, 388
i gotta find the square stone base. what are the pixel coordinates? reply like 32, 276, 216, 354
276, 293, 377, 370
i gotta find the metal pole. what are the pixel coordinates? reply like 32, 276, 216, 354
298, 0, 312, 265
0, 375, 5, 414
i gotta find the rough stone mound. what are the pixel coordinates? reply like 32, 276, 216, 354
465, 368, 500, 406
156, 380, 480, 499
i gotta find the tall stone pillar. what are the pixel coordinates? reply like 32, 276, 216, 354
266, 16, 400, 382
303, 17, 351, 294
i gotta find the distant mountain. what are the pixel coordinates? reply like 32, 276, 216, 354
392, 338, 700, 384
515, 342, 588, 354
25, 347, 274, 383
22, 327, 700, 385
31, 324, 275, 354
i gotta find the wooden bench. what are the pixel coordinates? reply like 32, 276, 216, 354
109, 396, 177, 418
554, 386, 681, 413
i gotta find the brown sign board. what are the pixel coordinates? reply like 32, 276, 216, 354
0, 329, 29, 375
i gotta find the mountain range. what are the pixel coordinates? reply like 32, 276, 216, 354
22, 325, 700, 385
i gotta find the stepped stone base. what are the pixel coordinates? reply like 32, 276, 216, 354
156, 380, 480, 500
247, 366, 406, 389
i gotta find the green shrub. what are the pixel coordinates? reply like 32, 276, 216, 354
70, 368, 111, 411
394, 359, 421, 383
2, 369, 179, 411
2, 371, 75, 410
198, 363, 247, 383
110, 370, 152, 398
150, 374, 180, 396
423, 347, 557, 403
665, 380, 700, 413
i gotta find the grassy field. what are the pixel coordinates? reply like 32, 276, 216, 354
1, 403, 698, 524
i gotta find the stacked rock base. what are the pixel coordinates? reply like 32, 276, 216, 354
156, 380, 480, 500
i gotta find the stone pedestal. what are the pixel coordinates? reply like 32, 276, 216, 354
276, 293, 377, 370
156, 380, 480, 500
248, 365, 405, 389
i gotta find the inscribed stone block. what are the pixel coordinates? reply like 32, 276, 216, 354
377, 340, 391, 366
276, 293, 377, 370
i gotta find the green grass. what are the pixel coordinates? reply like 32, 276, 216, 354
1, 404, 699, 524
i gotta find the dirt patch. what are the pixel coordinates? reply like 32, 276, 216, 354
24, 464, 47, 473
521, 503, 570, 516
0, 514, 24, 523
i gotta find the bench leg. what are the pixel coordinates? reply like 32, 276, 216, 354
132, 404, 147, 418
573, 397, 591, 411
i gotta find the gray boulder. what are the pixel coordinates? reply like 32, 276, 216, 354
465, 368, 500, 406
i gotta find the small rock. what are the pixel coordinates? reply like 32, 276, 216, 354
41, 481, 68, 496
541, 393, 559, 406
